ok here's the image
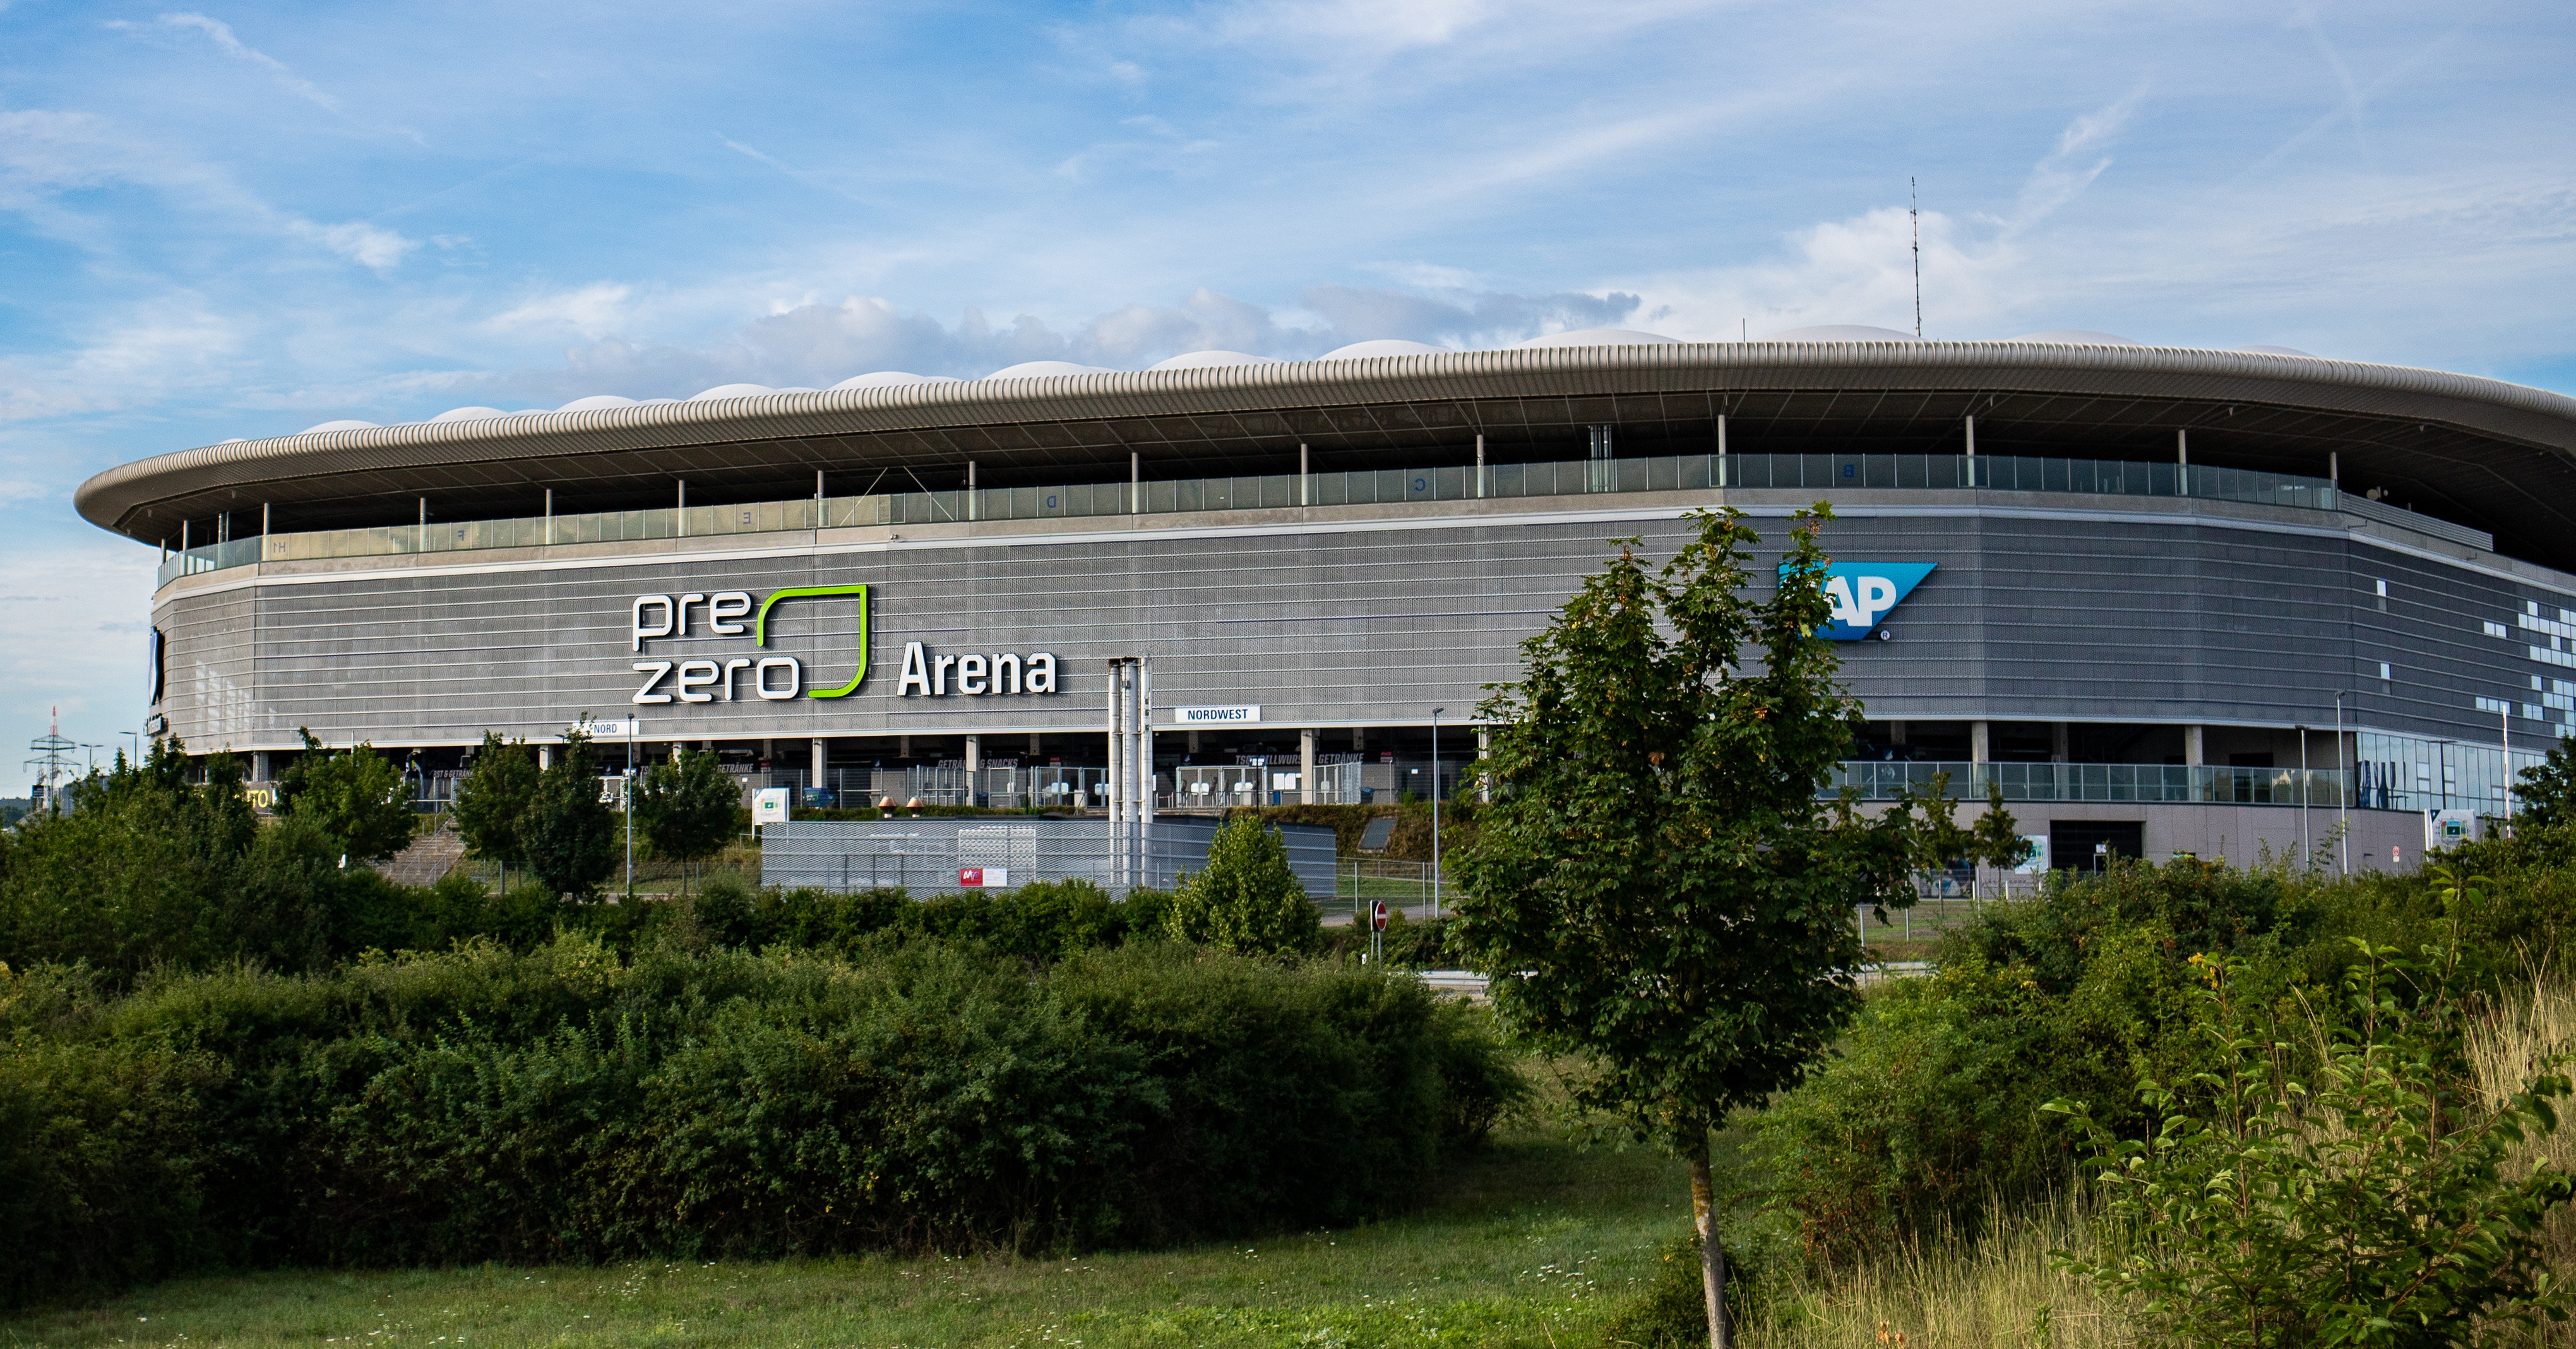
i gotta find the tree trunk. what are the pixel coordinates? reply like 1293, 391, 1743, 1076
1688, 1143, 1732, 1349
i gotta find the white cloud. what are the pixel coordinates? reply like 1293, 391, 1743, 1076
289, 218, 419, 270
486, 284, 636, 337
0, 105, 417, 270
0, 536, 158, 741
2005, 88, 2146, 236
107, 13, 343, 114
0, 300, 243, 422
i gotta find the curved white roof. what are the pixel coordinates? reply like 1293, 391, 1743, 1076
986, 361, 1115, 380
426, 407, 510, 424
2235, 345, 2318, 358
1320, 339, 1448, 359
1765, 325, 1921, 342
299, 419, 381, 435
1512, 328, 1679, 349
832, 371, 960, 390
557, 395, 640, 412
687, 383, 777, 402
1150, 350, 1284, 371
2009, 330, 2142, 346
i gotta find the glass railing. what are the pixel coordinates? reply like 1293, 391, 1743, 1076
1830, 760, 2353, 806
157, 449, 2347, 586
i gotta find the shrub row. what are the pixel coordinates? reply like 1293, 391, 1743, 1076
1757, 822, 2576, 1262
0, 934, 1520, 1307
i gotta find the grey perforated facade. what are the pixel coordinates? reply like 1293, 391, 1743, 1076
97, 338, 2576, 874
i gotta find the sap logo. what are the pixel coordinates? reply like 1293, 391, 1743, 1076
1779, 561, 1936, 640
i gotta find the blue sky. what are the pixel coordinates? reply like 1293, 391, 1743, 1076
5, 0, 2573, 765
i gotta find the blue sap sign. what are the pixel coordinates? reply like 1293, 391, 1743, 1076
1780, 561, 1936, 640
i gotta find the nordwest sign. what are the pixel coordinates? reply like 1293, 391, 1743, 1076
629, 584, 1059, 705
1779, 561, 1936, 640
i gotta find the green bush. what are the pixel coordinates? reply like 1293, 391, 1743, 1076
0, 934, 1519, 1305
1165, 817, 1320, 957
2053, 937, 2576, 1345
0, 743, 436, 983
1759, 858, 2404, 1261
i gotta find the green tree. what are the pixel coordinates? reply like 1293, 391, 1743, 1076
452, 732, 539, 894
522, 729, 617, 899
1450, 507, 2020, 1348
635, 746, 741, 896
2517, 736, 2576, 831
0, 737, 381, 980
2049, 936, 2575, 1348
275, 729, 415, 862
1164, 815, 1320, 957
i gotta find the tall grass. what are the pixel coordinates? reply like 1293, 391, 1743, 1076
1739, 975, 2576, 1348
2467, 976, 2576, 1346
1744, 1193, 2133, 1348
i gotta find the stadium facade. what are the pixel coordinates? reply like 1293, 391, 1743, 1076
75, 328, 2576, 873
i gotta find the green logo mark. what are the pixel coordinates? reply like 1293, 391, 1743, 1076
756, 584, 870, 698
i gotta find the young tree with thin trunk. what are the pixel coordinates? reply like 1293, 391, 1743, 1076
1452, 507, 2019, 1348
523, 729, 618, 899
635, 746, 742, 897
276, 729, 416, 863
452, 731, 538, 894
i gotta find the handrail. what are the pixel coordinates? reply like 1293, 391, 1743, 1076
156, 448, 2367, 587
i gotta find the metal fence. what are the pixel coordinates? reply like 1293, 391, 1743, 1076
761, 817, 1337, 896
162, 447, 2431, 587
1830, 761, 2351, 805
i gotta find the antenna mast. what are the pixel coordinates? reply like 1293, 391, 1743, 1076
1911, 176, 1922, 338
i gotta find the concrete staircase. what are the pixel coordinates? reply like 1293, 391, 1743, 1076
376, 828, 465, 887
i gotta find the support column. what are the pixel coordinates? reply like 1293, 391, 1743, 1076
539, 745, 554, 771
1299, 443, 1310, 506
1300, 728, 1316, 805
965, 734, 980, 774
2184, 726, 2205, 767
1029, 731, 1043, 757
761, 737, 773, 766
2051, 722, 2069, 764
811, 737, 827, 794
1187, 729, 1201, 755
1477, 728, 1492, 803
1970, 721, 1990, 765
253, 750, 272, 782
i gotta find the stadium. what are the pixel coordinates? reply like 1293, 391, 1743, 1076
73, 327, 2576, 875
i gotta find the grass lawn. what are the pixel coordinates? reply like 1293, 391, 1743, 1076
0, 1127, 1690, 1349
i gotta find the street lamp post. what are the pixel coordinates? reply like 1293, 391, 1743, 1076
1431, 707, 1445, 920
2334, 690, 2359, 876
624, 717, 640, 903
2297, 724, 2309, 871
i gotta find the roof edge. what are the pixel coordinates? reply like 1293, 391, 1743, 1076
75, 340, 2576, 537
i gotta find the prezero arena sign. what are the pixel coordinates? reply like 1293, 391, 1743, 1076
1780, 561, 1936, 640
